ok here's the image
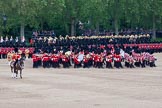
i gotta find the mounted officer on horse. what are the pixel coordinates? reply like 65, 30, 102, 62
10, 47, 24, 79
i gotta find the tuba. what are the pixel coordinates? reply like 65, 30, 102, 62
86, 54, 90, 59
65, 51, 72, 57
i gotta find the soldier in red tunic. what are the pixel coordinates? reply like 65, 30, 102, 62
29, 48, 34, 58
32, 54, 38, 68
88, 52, 93, 67
124, 53, 130, 68
73, 52, 81, 68
149, 54, 156, 67
93, 53, 98, 68
128, 54, 135, 68
96, 52, 103, 68
12, 48, 22, 70
42, 53, 50, 68
106, 52, 113, 68
37, 55, 42, 67
114, 52, 123, 68
83, 52, 90, 68
61, 52, 70, 68
140, 52, 146, 68
4, 47, 8, 59
1, 48, 5, 59
51, 53, 60, 68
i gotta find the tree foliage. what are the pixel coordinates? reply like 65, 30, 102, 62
0, 0, 161, 38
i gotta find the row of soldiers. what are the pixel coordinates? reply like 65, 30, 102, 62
0, 47, 34, 59
32, 47, 157, 69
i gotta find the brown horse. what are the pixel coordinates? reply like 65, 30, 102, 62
10, 58, 24, 79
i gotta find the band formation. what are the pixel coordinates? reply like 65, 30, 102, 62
0, 34, 161, 69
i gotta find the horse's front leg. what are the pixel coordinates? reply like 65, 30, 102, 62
15, 69, 18, 79
11, 68, 15, 78
20, 70, 22, 79
15, 72, 18, 79
11, 68, 13, 78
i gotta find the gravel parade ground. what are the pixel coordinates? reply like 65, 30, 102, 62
0, 53, 162, 108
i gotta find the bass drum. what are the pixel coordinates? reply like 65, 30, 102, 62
78, 54, 84, 61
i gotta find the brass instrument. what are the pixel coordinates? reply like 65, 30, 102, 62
25, 49, 30, 59
65, 51, 72, 57
86, 54, 91, 59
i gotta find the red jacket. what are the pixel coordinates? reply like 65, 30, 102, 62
12, 54, 21, 60
106, 54, 113, 62
93, 54, 98, 62
97, 55, 103, 62
73, 55, 80, 64
62, 55, 69, 62
83, 56, 89, 63
1, 48, 5, 54
114, 54, 121, 62
42, 55, 49, 62
32, 55, 38, 62
51, 54, 59, 62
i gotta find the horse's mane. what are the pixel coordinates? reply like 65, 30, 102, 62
20, 57, 25, 62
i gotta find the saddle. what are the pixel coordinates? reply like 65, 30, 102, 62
13, 60, 24, 69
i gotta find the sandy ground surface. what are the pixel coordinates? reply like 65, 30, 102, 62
0, 53, 162, 108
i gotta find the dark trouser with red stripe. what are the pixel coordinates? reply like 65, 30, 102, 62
88, 59, 93, 67
114, 61, 123, 68
74, 62, 82, 68
134, 62, 140, 67
62, 61, 69, 68
43, 61, 49, 68
106, 62, 113, 68
38, 60, 42, 67
33, 61, 38, 68
96, 62, 103, 68
141, 60, 146, 68
150, 61, 156, 67
125, 61, 129, 67
93, 61, 97, 67
52, 61, 60, 68
83, 62, 89, 68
